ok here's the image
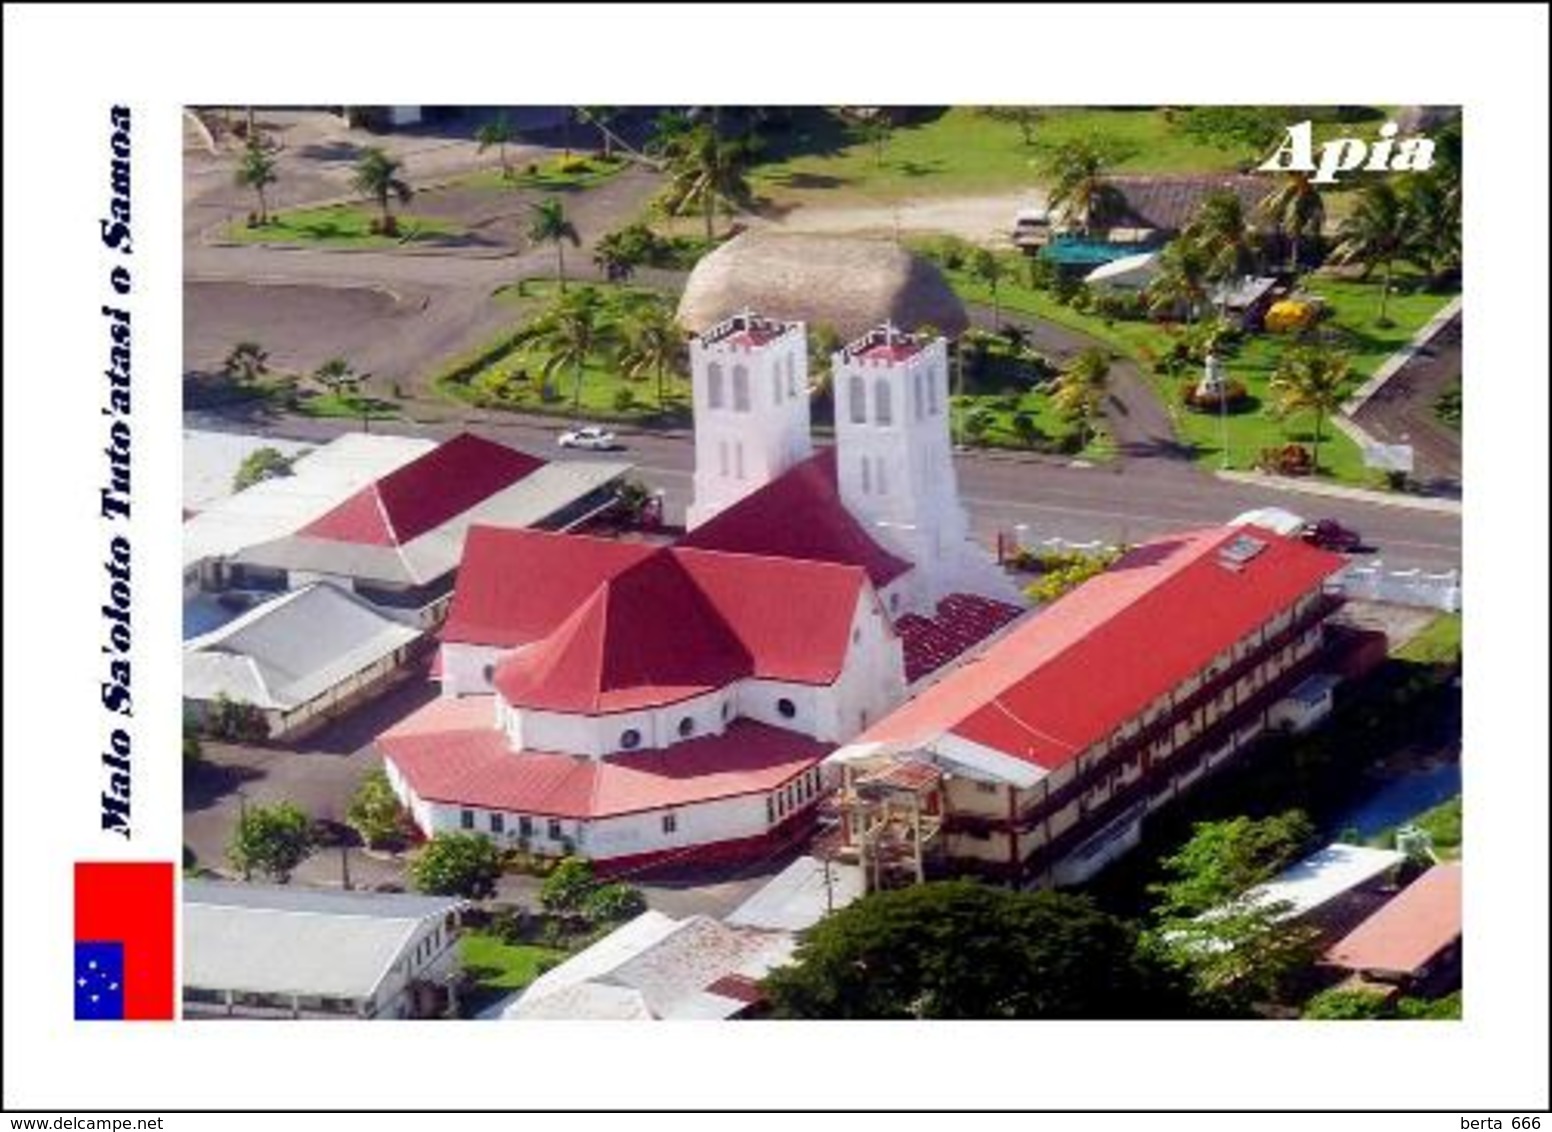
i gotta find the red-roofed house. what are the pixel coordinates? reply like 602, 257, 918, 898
225, 433, 629, 627
1323, 862, 1463, 993
827, 525, 1350, 886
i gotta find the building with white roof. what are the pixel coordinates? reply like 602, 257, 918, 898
182, 881, 466, 1020
499, 910, 796, 1020
183, 430, 315, 515
184, 582, 424, 739
1236, 842, 1406, 924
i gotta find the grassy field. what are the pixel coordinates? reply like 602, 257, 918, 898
750, 107, 1264, 208
1393, 612, 1463, 666
458, 933, 568, 991
458, 154, 629, 193
225, 204, 462, 247
434, 283, 692, 424
933, 255, 1459, 484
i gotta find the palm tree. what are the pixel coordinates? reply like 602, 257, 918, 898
619, 300, 686, 409
579, 106, 619, 158
233, 141, 278, 225
1331, 181, 1409, 325
645, 109, 694, 165
1269, 343, 1351, 475
531, 289, 617, 414
1052, 347, 1111, 451
1042, 138, 1119, 236
1258, 171, 1325, 273
527, 197, 581, 291
1187, 190, 1259, 299
1401, 171, 1461, 288
222, 341, 269, 384
351, 147, 412, 233
970, 248, 1006, 330
666, 125, 754, 244
1148, 237, 1213, 324
314, 356, 362, 399
476, 113, 514, 178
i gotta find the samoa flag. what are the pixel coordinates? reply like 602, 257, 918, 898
74, 862, 174, 1020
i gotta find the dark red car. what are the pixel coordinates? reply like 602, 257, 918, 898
1301, 519, 1363, 552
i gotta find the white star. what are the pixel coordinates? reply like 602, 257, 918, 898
109, 983, 119, 991
77, 978, 86, 987
88, 961, 98, 970
91, 994, 100, 1003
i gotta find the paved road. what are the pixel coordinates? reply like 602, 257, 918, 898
1352, 311, 1462, 490
188, 410, 1461, 574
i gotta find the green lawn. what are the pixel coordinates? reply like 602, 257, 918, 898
750, 107, 1268, 209
458, 154, 629, 193
225, 204, 463, 247
434, 283, 692, 424
291, 391, 400, 422
1394, 612, 1463, 666
458, 933, 568, 991
932, 253, 1459, 485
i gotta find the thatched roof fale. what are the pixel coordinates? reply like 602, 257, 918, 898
676, 232, 969, 341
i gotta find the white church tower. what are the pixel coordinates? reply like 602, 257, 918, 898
833, 324, 1021, 608
686, 311, 812, 530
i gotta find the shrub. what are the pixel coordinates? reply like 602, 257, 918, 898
583, 882, 648, 925
1265, 299, 1320, 335
1302, 987, 1392, 1020
410, 832, 502, 899
346, 768, 409, 850
1089, 291, 1149, 322
228, 802, 313, 883
556, 155, 592, 175
539, 856, 597, 915
613, 386, 637, 413
1179, 376, 1251, 412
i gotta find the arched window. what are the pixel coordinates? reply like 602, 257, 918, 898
913, 370, 925, 421
773, 369, 783, 405
874, 379, 893, 425
734, 442, 745, 480
718, 440, 729, 477
786, 356, 798, 396
848, 375, 867, 424
777, 698, 797, 719
732, 365, 751, 411
927, 366, 940, 415
620, 729, 642, 750
678, 717, 696, 738
860, 455, 872, 493
874, 456, 888, 495
707, 363, 725, 409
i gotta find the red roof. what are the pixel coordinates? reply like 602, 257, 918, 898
442, 527, 655, 648
300, 433, 544, 547
679, 448, 912, 588
854, 526, 1346, 771
857, 342, 922, 363
1324, 863, 1462, 976
493, 552, 753, 713
444, 528, 873, 709
379, 697, 827, 819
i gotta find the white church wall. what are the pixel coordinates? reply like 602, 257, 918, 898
440, 642, 510, 697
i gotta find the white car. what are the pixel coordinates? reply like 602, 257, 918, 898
557, 426, 619, 451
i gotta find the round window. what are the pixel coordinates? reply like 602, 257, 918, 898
678, 717, 696, 738
620, 729, 642, 749
777, 698, 797, 719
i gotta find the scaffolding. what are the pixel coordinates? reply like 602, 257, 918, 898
819, 756, 944, 894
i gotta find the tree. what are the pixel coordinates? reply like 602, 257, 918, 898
234, 140, 278, 225
351, 147, 412, 234
1302, 986, 1392, 1020
232, 447, 295, 492
228, 801, 313, 883
475, 113, 514, 178
539, 856, 597, 915
531, 287, 618, 414
313, 356, 362, 400
182, 714, 203, 769
1052, 346, 1111, 451
1269, 343, 1351, 476
763, 881, 1190, 1019
346, 768, 407, 850
969, 248, 1006, 329
980, 105, 1045, 146
860, 113, 892, 167
1331, 180, 1409, 325
1011, 411, 1042, 449
583, 882, 648, 925
1151, 812, 1318, 919
1148, 237, 1213, 323
410, 832, 502, 899
527, 197, 581, 291
1258, 171, 1325, 272
579, 106, 619, 158
644, 108, 694, 163
1153, 895, 1322, 1012
222, 341, 269, 385
1400, 172, 1460, 288
619, 300, 687, 409
664, 124, 754, 244
1041, 138, 1120, 235
1186, 190, 1260, 294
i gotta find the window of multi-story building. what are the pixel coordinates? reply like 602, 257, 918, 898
662, 813, 678, 834
777, 697, 797, 719
518, 815, 533, 838
732, 365, 751, 411
548, 818, 563, 840
489, 813, 504, 835
459, 810, 474, 830
707, 363, 725, 409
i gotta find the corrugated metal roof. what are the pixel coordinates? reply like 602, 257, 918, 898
183, 430, 314, 513
183, 434, 435, 568
183, 881, 464, 999
184, 583, 422, 710
1240, 843, 1407, 921
1324, 862, 1462, 975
